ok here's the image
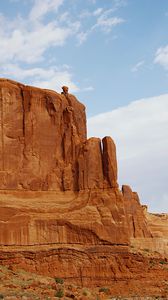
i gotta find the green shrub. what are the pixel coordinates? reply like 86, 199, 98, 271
159, 260, 167, 265
82, 291, 88, 296
55, 277, 64, 284
55, 289, 64, 298
82, 288, 89, 296
143, 248, 149, 252
99, 287, 109, 294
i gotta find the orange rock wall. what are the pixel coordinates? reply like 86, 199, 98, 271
0, 189, 129, 246
0, 79, 167, 290
0, 79, 118, 191
0, 79, 154, 248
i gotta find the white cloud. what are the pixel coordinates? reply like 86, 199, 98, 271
82, 86, 94, 92
29, 0, 64, 21
1, 64, 79, 93
2, 23, 79, 63
77, 7, 125, 45
154, 45, 168, 69
0, 0, 125, 93
33, 71, 79, 92
88, 94, 168, 213
95, 15, 124, 33
131, 60, 144, 72
1, 63, 94, 93
91, 8, 125, 34
0, 1, 80, 65
77, 31, 90, 45
79, 10, 92, 19
113, 0, 127, 10
0, 0, 125, 60
0, 23, 78, 64
93, 8, 103, 16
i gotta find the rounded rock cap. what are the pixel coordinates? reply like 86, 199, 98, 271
62, 86, 69, 93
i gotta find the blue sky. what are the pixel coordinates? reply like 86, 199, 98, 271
0, 0, 168, 115
0, 0, 168, 212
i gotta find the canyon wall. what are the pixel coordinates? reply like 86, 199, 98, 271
0, 79, 167, 290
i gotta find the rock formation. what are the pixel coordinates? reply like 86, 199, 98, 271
0, 79, 119, 192
0, 79, 167, 297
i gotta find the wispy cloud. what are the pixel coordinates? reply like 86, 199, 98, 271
0, 0, 126, 61
113, 0, 127, 10
88, 94, 168, 213
33, 70, 79, 92
0, 1, 80, 65
0, 0, 126, 91
29, 0, 64, 21
154, 45, 168, 69
95, 14, 124, 33
131, 60, 145, 72
0, 0, 82, 90
1, 23, 79, 64
77, 6, 125, 45
82, 86, 94, 92
1, 63, 79, 92
77, 31, 89, 45
93, 8, 103, 16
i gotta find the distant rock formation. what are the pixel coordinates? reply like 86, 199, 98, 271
0, 79, 167, 294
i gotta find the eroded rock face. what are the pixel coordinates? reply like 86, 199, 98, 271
0, 78, 130, 246
0, 189, 130, 246
122, 185, 152, 238
102, 136, 118, 188
0, 79, 87, 191
0, 80, 81, 190
77, 138, 104, 189
0, 79, 118, 192
0, 79, 167, 290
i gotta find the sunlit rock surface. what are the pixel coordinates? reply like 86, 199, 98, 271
0, 79, 167, 296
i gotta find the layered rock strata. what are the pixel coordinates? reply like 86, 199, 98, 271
0, 79, 167, 292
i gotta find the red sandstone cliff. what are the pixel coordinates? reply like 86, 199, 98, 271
0, 79, 167, 295
0, 79, 119, 192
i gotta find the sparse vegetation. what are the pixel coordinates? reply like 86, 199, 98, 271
149, 260, 155, 267
54, 277, 64, 284
99, 287, 110, 294
82, 290, 88, 296
159, 260, 167, 265
143, 248, 149, 252
82, 288, 89, 296
0, 263, 167, 299
55, 289, 64, 298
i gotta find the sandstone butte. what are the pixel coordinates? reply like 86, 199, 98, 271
0, 78, 168, 297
